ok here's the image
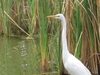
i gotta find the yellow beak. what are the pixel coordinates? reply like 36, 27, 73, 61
47, 15, 56, 18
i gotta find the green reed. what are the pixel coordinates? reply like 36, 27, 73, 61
72, 3, 83, 58
69, 0, 99, 74
38, 0, 49, 71
0, 0, 13, 35
27, 0, 36, 35
0, 0, 99, 75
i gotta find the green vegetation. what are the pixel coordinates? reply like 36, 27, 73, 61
0, 0, 99, 75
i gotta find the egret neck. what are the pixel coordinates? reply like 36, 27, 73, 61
61, 17, 70, 63
47, 14, 92, 75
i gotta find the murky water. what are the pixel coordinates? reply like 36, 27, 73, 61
0, 35, 58, 75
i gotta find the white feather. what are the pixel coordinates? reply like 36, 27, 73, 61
55, 14, 91, 75
64, 54, 91, 75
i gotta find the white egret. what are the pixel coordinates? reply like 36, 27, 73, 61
47, 14, 91, 75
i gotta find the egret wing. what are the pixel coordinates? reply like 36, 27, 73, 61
64, 54, 91, 75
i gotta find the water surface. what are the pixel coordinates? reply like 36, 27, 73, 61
0, 36, 58, 75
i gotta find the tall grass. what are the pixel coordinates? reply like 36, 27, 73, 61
65, 0, 100, 75
0, 0, 99, 75
38, 0, 49, 71
0, 0, 13, 35
27, 0, 36, 35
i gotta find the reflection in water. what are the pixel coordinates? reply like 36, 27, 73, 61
20, 42, 27, 57
20, 41, 28, 75
0, 36, 58, 75
20, 41, 28, 68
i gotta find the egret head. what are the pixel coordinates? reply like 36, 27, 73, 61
47, 14, 64, 21
47, 14, 66, 26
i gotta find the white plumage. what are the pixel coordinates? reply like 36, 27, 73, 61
47, 14, 91, 75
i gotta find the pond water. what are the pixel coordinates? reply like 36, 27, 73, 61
0, 35, 58, 75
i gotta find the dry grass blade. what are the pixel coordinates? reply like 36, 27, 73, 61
74, 31, 83, 56
4, 11, 30, 36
